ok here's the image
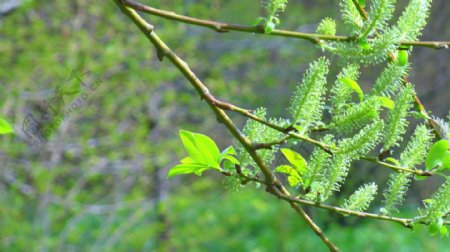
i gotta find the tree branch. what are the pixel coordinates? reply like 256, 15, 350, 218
362, 156, 433, 177
112, 1, 339, 250
122, 0, 450, 49
270, 189, 450, 228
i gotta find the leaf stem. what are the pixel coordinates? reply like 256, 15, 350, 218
362, 156, 433, 176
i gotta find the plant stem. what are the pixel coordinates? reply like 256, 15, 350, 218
121, 0, 450, 49
362, 156, 433, 176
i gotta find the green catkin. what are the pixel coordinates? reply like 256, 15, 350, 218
341, 183, 378, 214
383, 84, 414, 150
331, 96, 381, 134
330, 64, 361, 115
289, 57, 329, 133
370, 62, 409, 97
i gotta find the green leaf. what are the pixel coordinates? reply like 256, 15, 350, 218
180, 130, 205, 163
0, 117, 14, 135
378, 97, 395, 110
425, 140, 449, 170
180, 157, 195, 164
193, 133, 220, 167
179, 130, 220, 169
275, 165, 303, 187
221, 155, 240, 165
167, 163, 209, 178
339, 77, 363, 102
280, 148, 307, 175
288, 176, 303, 187
220, 146, 236, 159
441, 155, 450, 170
219, 146, 239, 168
275, 165, 300, 177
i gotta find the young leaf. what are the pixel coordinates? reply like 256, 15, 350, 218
180, 157, 195, 164
339, 77, 364, 102
425, 140, 449, 170
280, 148, 307, 175
219, 146, 239, 166
193, 133, 221, 167
179, 130, 220, 168
378, 97, 395, 110
168, 163, 209, 178
288, 176, 303, 187
275, 165, 303, 186
442, 155, 450, 170
275, 165, 300, 177
0, 117, 14, 135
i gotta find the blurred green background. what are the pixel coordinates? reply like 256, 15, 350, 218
0, 0, 449, 251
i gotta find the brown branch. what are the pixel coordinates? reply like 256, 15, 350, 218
351, 0, 369, 20
252, 135, 292, 150
121, 0, 450, 49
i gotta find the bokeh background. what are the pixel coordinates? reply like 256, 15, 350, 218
0, 0, 449, 251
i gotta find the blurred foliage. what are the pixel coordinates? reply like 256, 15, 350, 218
0, 0, 448, 251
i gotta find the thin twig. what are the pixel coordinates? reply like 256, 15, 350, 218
253, 135, 292, 150
351, 0, 368, 19
362, 156, 433, 177
270, 190, 450, 228
122, 0, 450, 49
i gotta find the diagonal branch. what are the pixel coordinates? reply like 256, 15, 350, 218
351, 0, 369, 19
112, 1, 339, 251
